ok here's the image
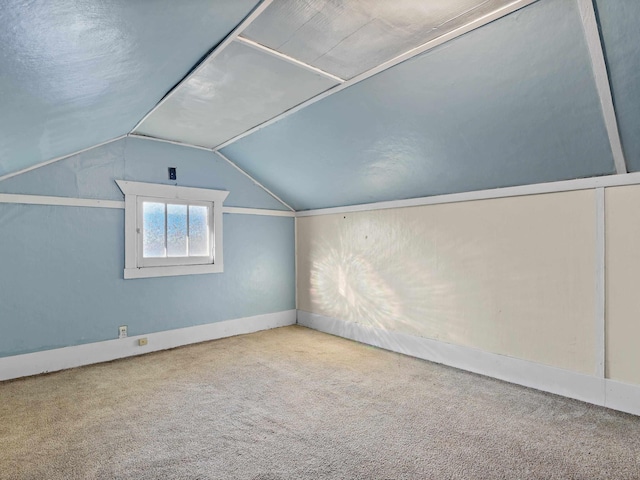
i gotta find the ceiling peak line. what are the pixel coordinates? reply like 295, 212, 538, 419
577, 0, 627, 175
212, 0, 538, 152
234, 36, 344, 84
128, 0, 275, 135
214, 151, 294, 212
126, 134, 294, 212
0, 135, 127, 184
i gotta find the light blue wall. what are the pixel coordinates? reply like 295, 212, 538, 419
0, 0, 259, 177
0, 139, 295, 358
222, 0, 616, 210
594, 0, 640, 172
0, 137, 289, 211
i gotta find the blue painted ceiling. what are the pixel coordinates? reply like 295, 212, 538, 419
594, 1, 640, 172
221, 0, 615, 210
0, 0, 260, 176
0, 0, 637, 211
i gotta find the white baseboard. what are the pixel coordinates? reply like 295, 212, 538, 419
297, 310, 640, 417
0, 310, 296, 382
606, 379, 640, 416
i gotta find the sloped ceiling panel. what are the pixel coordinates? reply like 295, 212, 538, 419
242, 0, 519, 79
133, 41, 338, 149
0, 0, 260, 177
0, 139, 126, 200
594, 1, 640, 172
221, 0, 616, 211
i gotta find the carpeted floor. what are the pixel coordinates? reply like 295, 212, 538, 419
1, 325, 639, 479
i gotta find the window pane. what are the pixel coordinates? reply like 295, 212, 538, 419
143, 202, 166, 258
189, 205, 209, 257
167, 204, 188, 257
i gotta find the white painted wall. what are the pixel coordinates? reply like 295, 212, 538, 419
298, 190, 599, 375
605, 185, 640, 385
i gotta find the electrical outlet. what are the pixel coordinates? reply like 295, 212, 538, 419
138, 338, 148, 346
118, 325, 127, 339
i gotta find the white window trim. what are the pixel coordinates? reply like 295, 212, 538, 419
115, 180, 229, 279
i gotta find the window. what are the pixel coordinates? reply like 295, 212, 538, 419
139, 199, 212, 267
116, 181, 229, 279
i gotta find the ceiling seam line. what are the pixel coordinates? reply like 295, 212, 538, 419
214, 151, 295, 212
311, 19, 376, 65
577, 0, 627, 175
234, 36, 344, 83
128, 0, 275, 135
0, 135, 127, 184
212, 0, 539, 151
434, 0, 493, 30
127, 133, 213, 152
126, 134, 294, 212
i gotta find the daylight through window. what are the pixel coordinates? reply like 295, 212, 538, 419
116, 180, 229, 279
140, 199, 212, 266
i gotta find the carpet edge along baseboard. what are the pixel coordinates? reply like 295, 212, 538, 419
0, 310, 296, 381
297, 310, 640, 418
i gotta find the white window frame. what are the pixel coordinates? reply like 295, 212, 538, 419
116, 181, 229, 279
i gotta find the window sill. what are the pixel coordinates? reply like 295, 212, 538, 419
124, 263, 224, 280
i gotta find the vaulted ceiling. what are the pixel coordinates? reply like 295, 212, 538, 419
1, 0, 638, 211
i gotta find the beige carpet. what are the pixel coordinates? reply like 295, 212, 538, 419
1, 325, 639, 479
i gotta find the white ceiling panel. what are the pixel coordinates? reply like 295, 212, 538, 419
134, 41, 339, 148
242, 0, 518, 79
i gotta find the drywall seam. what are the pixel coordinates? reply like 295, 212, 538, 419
0, 194, 125, 209
125, 134, 293, 212
127, 133, 213, 152
130, 0, 275, 133
0, 193, 293, 217
595, 187, 605, 378
0, 135, 127, 183
234, 36, 345, 83
212, 0, 539, 151
0, 310, 296, 382
296, 172, 640, 217
297, 311, 640, 417
577, 0, 628, 174
215, 151, 294, 211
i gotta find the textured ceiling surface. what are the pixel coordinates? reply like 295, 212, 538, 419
0, 0, 259, 177
221, 0, 615, 210
242, 0, 516, 79
594, 0, 640, 172
0, 0, 635, 211
134, 40, 339, 149
134, 0, 522, 151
